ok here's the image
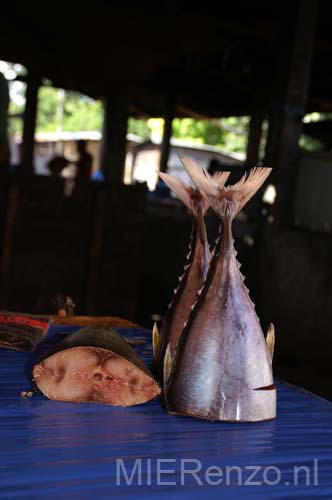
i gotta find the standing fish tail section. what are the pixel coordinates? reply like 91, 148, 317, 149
165, 164, 276, 422
154, 162, 230, 383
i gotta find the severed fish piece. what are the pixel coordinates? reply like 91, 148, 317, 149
154, 162, 229, 382
165, 165, 276, 422
33, 327, 160, 406
0, 313, 49, 352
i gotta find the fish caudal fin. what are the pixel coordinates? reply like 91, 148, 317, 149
266, 323, 275, 362
159, 168, 211, 215
152, 322, 160, 361
180, 156, 230, 196
159, 172, 192, 210
184, 161, 271, 219
229, 167, 272, 215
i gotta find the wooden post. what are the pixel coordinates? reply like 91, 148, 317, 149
21, 74, 40, 171
245, 109, 265, 218
246, 110, 264, 168
159, 94, 174, 173
264, 0, 319, 223
100, 96, 128, 182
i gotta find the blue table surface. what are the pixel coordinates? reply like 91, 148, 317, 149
0, 325, 331, 500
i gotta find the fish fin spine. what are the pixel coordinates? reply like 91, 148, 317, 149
163, 343, 173, 384
266, 323, 275, 362
159, 172, 192, 210
159, 167, 210, 215
152, 322, 160, 361
180, 155, 230, 197
223, 167, 272, 216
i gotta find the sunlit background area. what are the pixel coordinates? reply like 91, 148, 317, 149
2, 58, 329, 194
3, 57, 250, 189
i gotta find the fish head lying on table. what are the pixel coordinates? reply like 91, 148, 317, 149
164, 164, 276, 422
33, 327, 160, 406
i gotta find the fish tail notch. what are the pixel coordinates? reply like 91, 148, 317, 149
182, 155, 271, 220
176, 160, 271, 219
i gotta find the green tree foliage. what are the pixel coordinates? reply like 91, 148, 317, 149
128, 117, 150, 140
172, 117, 249, 153
36, 87, 103, 132
35, 87, 151, 138
8, 83, 251, 154
36, 86, 59, 132
7, 81, 26, 135
3, 61, 330, 157
10, 83, 320, 157
62, 91, 103, 132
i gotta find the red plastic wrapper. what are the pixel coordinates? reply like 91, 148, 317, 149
0, 313, 49, 352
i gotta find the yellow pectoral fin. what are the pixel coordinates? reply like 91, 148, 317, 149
163, 342, 173, 385
152, 322, 160, 361
266, 323, 275, 363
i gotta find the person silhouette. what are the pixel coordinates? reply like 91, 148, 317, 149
75, 139, 93, 180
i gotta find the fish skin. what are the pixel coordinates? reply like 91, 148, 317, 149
154, 171, 212, 382
33, 327, 160, 406
165, 166, 276, 422
154, 203, 210, 382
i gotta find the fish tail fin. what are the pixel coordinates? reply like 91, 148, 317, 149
184, 160, 271, 219
228, 167, 272, 215
180, 155, 230, 195
159, 172, 192, 210
159, 169, 209, 214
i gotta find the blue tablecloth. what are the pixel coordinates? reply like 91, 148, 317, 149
0, 325, 331, 499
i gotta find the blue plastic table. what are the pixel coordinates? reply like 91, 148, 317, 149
0, 325, 331, 499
